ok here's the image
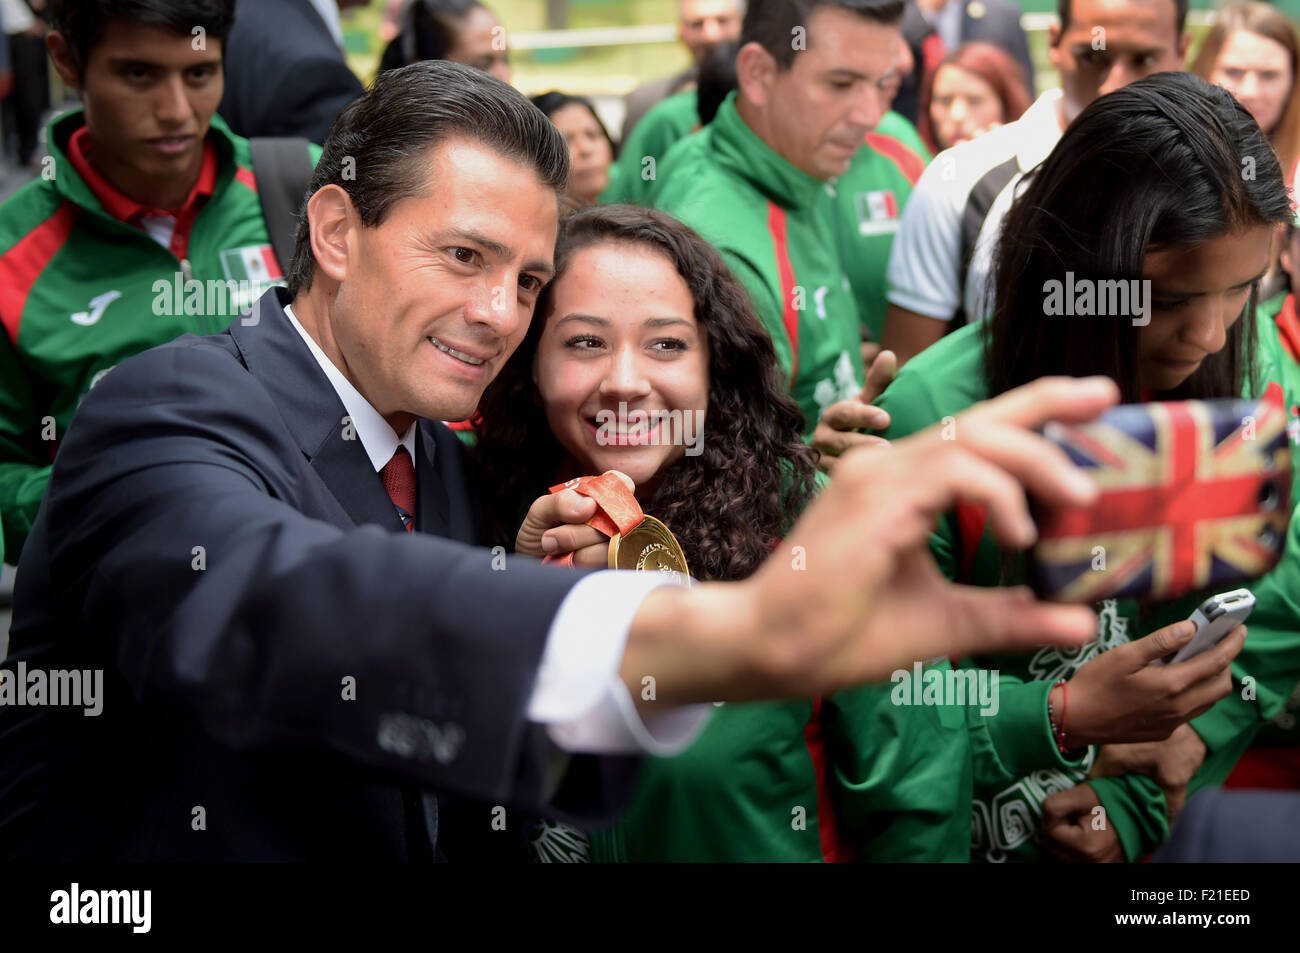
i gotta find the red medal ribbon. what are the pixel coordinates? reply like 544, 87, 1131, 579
547, 473, 645, 537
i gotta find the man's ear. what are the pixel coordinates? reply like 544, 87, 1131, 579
46, 32, 83, 91
735, 41, 777, 107
307, 185, 356, 285
1177, 30, 1192, 64
1046, 22, 1063, 69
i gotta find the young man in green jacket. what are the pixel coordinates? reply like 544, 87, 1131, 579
0, 0, 318, 561
651, 0, 919, 440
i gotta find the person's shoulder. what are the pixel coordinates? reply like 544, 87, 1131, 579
656, 166, 771, 261
928, 127, 1017, 192
85, 330, 250, 413
878, 323, 990, 439
0, 177, 69, 257
646, 89, 698, 122
870, 112, 930, 168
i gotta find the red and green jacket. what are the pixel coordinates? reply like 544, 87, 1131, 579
0, 110, 316, 560
588, 471, 970, 862
651, 94, 925, 440
835, 112, 928, 341
1232, 291, 1300, 768
589, 679, 970, 862
877, 319, 1300, 861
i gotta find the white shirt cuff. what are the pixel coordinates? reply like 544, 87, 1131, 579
527, 570, 712, 756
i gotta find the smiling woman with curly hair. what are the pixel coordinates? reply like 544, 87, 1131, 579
471, 204, 969, 863
475, 203, 817, 584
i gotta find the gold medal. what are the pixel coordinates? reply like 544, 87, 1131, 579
547, 473, 692, 579
607, 515, 691, 578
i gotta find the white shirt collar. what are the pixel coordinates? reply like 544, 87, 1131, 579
283, 303, 417, 473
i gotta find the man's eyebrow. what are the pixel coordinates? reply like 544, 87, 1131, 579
437, 228, 554, 277
105, 56, 220, 69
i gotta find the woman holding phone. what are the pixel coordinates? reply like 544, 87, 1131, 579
876, 72, 1300, 863
474, 205, 969, 861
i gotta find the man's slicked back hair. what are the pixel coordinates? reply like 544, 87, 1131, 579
287, 60, 570, 294
741, 0, 904, 71
50, 0, 236, 74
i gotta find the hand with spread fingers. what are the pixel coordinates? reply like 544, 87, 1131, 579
812, 349, 897, 473
622, 376, 1124, 705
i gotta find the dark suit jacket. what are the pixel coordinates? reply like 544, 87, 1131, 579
0, 287, 637, 861
896, 0, 1035, 128
219, 0, 364, 145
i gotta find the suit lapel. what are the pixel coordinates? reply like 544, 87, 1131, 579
229, 287, 405, 533
414, 426, 451, 538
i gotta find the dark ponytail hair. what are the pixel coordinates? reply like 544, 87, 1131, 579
985, 71, 1292, 404
474, 205, 818, 583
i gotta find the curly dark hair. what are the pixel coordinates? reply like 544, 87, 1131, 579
473, 205, 818, 583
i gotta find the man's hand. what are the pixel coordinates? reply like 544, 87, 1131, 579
812, 350, 897, 473
1064, 624, 1244, 747
515, 470, 635, 568
1041, 784, 1125, 862
623, 376, 1120, 706
1090, 723, 1208, 825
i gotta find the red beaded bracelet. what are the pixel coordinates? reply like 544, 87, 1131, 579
1047, 678, 1070, 754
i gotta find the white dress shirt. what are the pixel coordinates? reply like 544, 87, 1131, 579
283, 304, 711, 756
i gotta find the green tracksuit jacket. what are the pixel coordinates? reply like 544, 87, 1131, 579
603, 90, 700, 207
0, 110, 317, 559
877, 319, 1300, 862
651, 94, 926, 440
589, 677, 971, 862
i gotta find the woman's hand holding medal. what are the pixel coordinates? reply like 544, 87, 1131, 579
516, 470, 638, 568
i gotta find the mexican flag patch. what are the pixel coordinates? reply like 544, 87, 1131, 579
220, 245, 284, 285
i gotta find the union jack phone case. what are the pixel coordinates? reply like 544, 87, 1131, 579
1027, 386, 1292, 604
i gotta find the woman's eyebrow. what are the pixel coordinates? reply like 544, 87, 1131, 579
1151, 268, 1269, 298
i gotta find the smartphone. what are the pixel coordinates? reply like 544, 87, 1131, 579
1026, 389, 1292, 604
1153, 588, 1254, 666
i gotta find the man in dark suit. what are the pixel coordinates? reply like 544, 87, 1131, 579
0, 59, 1118, 861
219, 0, 365, 144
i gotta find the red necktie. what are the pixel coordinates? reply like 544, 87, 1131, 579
380, 446, 417, 532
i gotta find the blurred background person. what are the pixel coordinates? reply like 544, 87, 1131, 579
878, 0, 1191, 369
220, 0, 367, 144
531, 91, 615, 209
605, 37, 739, 206
621, 0, 744, 142
379, 0, 510, 83
1, 0, 47, 172
918, 39, 1029, 152
1192, 2, 1300, 189
895, 0, 1034, 126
